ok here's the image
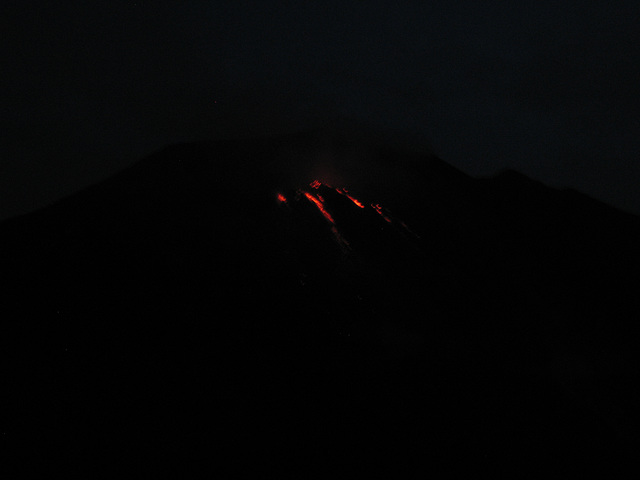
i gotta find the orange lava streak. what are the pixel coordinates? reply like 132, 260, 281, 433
335, 187, 365, 208
346, 194, 365, 208
371, 203, 392, 223
304, 191, 335, 224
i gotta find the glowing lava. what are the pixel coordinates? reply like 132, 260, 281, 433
372, 203, 392, 223
277, 182, 417, 254
346, 193, 365, 208
335, 187, 365, 208
303, 191, 335, 224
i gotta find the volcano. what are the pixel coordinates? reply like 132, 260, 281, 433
2, 129, 639, 476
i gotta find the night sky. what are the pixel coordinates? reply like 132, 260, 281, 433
3, 1, 639, 220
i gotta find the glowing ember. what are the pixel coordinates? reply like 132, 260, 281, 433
276, 193, 287, 203
304, 191, 335, 224
310, 180, 321, 189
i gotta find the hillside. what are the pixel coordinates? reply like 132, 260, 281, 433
2, 130, 638, 476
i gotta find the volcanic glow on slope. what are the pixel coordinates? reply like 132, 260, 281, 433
278, 180, 417, 252
372, 203, 392, 223
336, 188, 365, 208
346, 194, 365, 208
303, 191, 335, 224
306, 180, 393, 224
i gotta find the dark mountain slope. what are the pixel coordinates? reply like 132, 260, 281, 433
2, 130, 638, 476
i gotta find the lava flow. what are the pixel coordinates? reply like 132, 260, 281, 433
336, 188, 365, 208
371, 203, 392, 223
303, 191, 335, 224
277, 180, 417, 252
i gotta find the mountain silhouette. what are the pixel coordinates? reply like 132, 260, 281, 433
2, 129, 638, 476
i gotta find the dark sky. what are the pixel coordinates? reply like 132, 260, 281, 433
2, 1, 639, 220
